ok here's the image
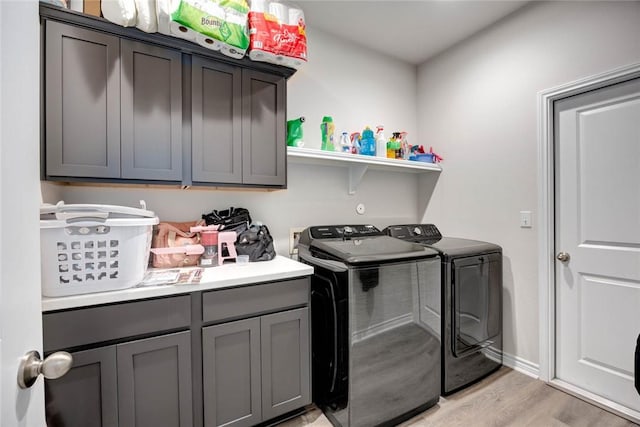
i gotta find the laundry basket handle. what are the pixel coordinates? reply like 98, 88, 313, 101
40, 200, 155, 222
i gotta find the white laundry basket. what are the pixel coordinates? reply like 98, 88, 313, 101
40, 201, 159, 297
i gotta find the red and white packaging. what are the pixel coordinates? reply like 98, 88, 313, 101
248, 0, 307, 69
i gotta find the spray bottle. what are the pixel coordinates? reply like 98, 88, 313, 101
375, 125, 387, 158
286, 116, 305, 147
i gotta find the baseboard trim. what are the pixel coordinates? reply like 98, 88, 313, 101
502, 351, 540, 379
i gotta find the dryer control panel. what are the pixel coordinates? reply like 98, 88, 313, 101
384, 224, 442, 242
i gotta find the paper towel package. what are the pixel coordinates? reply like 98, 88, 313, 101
170, 0, 250, 57
169, 19, 198, 40
101, 0, 137, 27
248, 0, 307, 68
156, 0, 177, 35
195, 31, 223, 51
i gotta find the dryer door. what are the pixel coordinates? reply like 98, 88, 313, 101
451, 252, 502, 357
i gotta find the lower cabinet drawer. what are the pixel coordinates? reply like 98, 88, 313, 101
202, 278, 309, 324
43, 295, 191, 352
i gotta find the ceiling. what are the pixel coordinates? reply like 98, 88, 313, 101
297, 1, 531, 64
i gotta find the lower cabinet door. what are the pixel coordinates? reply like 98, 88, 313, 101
117, 331, 193, 427
202, 317, 262, 427
45, 346, 118, 427
261, 307, 311, 420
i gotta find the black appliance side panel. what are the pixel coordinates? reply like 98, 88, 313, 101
308, 265, 349, 410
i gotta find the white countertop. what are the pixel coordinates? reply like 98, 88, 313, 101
42, 256, 313, 312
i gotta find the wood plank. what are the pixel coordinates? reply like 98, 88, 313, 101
278, 368, 639, 426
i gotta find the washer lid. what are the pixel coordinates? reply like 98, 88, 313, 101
308, 235, 438, 265
385, 224, 501, 257
427, 237, 501, 257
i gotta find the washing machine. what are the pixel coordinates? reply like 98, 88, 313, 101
385, 224, 503, 395
298, 225, 441, 427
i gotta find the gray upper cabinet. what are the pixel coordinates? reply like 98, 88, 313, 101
45, 20, 121, 178
120, 40, 183, 181
42, 12, 290, 188
242, 70, 286, 186
191, 56, 242, 184
192, 58, 286, 187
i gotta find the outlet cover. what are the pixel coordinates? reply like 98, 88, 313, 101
289, 227, 305, 255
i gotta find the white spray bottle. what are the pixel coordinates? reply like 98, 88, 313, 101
375, 125, 386, 158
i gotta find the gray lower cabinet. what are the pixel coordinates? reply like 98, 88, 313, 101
42, 278, 310, 427
202, 317, 262, 427
260, 308, 310, 420
117, 332, 193, 427
45, 346, 118, 427
45, 331, 192, 427
202, 307, 310, 427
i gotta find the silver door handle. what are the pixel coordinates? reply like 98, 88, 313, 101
17, 350, 72, 389
556, 252, 570, 262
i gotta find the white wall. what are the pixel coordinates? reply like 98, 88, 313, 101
287, 28, 418, 148
42, 25, 422, 255
417, 1, 640, 365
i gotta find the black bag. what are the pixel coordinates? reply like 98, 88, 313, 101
236, 224, 276, 262
202, 207, 252, 234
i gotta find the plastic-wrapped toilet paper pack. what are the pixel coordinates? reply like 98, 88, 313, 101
102, 0, 138, 27
169, 19, 198, 40
170, 0, 250, 56
248, 0, 307, 69
135, 0, 158, 33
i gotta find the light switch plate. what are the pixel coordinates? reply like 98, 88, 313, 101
520, 211, 532, 228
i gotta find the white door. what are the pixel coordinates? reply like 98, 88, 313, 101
555, 76, 640, 416
0, 1, 47, 425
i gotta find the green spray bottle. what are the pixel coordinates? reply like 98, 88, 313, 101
286, 116, 305, 147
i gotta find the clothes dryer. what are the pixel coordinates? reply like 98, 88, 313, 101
385, 224, 502, 395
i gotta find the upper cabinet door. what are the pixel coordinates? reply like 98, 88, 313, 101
120, 40, 182, 181
191, 56, 242, 184
241, 70, 286, 186
45, 21, 121, 178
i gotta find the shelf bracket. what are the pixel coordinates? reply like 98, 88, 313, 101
348, 164, 368, 195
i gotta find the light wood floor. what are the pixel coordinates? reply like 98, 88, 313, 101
279, 367, 639, 427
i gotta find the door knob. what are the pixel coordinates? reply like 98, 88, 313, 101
17, 350, 72, 389
556, 252, 570, 262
